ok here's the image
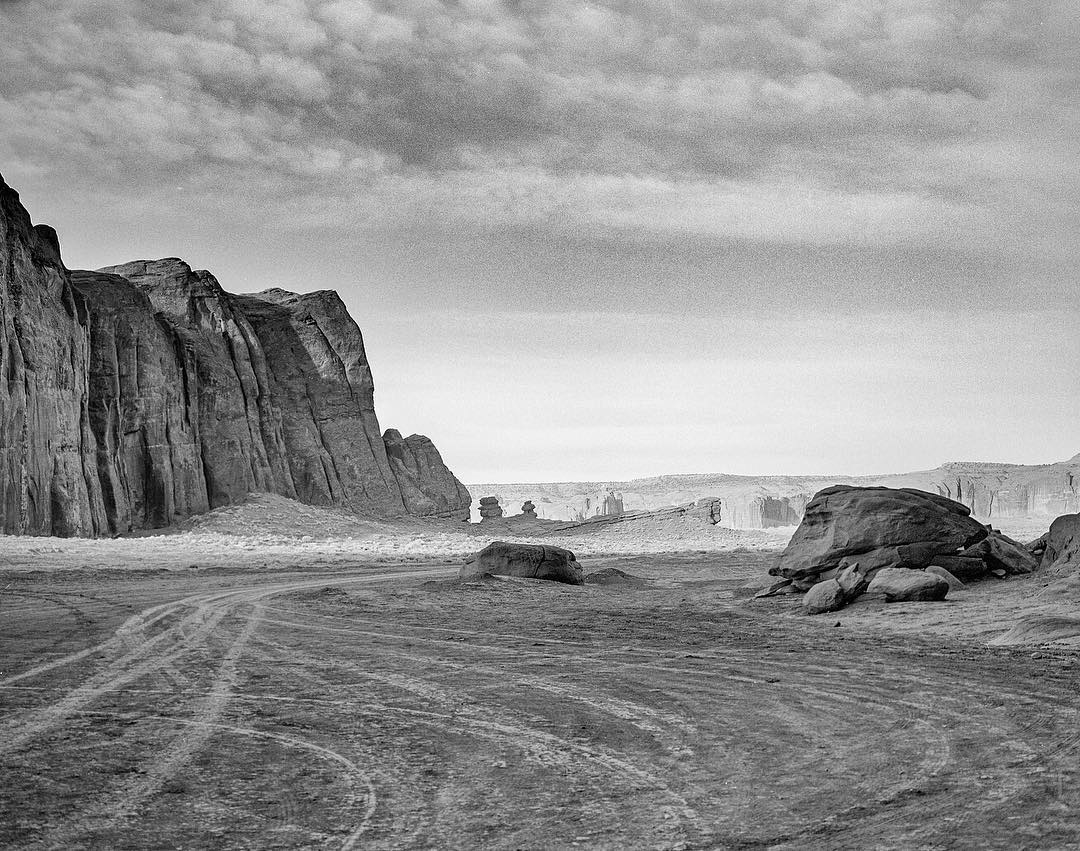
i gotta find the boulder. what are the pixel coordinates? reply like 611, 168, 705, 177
836, 561, 870, 599
521, 500, 538, 519
924, 565, 964, 591
959, 532, 1038, 575
756, 578, 796, 598
1042, 513, 1080, 570
926, 554, 988, 582
772, 486, 987, 582
865, 568, 949, 603
461, 541, 583, 585
1027, 532, 1049, 559
802, 579, 846, 615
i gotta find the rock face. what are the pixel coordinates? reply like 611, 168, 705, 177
0, 175, 102, 536
70, 270, 208, 531
773, 486, 988, 582
382, 428, 471, 520
0, 171, 469, 535
461, 541, 583, 585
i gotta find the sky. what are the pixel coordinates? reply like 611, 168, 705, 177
1, 0, 1078, 481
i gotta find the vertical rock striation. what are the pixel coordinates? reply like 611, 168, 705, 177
69, 270, 208, 531
0, 170, 470, 535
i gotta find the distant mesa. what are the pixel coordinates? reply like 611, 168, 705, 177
0, 170, 470, 536
469, 457, 1080, 531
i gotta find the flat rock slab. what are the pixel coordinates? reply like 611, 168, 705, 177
866, 568, 949, 603
988, 615, 1080, 646
584, 568, 650, 587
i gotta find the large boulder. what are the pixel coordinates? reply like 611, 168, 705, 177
924, 554, 988, 581
865, 568, 949, 603
1042, 513, 1080, 570
461, 541, 583, 585
772, 486, 988, 581
799, 561, 869, 615
959, 533, 1038, 575
924, 565, 964, 591
802, 579, 846, 615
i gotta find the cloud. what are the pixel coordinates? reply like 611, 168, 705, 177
0, 0, 1075, 256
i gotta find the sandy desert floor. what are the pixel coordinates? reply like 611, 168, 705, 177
2, 496, 1079, 849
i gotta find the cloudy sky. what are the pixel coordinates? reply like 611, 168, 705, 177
2, 0, 1077, 481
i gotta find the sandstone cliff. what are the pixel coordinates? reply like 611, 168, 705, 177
0, 176, 103, 535
0, 171, 469, 535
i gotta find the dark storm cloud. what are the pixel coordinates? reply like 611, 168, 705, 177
0, 0, 1076, 251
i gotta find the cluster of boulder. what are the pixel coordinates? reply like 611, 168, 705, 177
478, 496, 504, 521
759, 486, 1040, 615
461, 541, 583, 585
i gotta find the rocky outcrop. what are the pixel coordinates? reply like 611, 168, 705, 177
461, 541, 583, 585
772, 486, 989, 582
382, 428, 471, 519
1042, 513, 1080, 570
478, 496, 503, 521
0, 171, 469, 535
520, 500, 537, 519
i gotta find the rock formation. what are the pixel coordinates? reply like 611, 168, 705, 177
1041, 513, 1080, 570
478, 496, 503, 521
382, 428, 471, 520
0, 170, 470, 535
520, 500, 537, 519
865, 568, 950, 603
772, 486, 989, 582
1, 175, 101, 536
461, 541, 583, 585
765, 486, 1038, 613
